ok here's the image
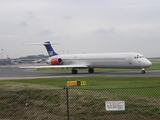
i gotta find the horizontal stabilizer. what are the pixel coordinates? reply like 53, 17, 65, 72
23, 41, 59, 56
23, 42, 59, 46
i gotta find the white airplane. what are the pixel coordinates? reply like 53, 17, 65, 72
21, 41, 152, 74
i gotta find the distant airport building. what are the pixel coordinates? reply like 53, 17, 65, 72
0, 54, 48, 65
0, 58, 12, 65
17, 54, 48, 64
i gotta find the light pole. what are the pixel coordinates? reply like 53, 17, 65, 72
1, 49, 3, 59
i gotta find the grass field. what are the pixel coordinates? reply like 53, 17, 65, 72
0, 76, 159, 87
1, 76, 160, 96
2, 76, 160, 99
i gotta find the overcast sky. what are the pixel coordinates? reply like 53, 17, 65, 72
0, 0, 160, 58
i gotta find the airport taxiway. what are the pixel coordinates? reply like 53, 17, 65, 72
0, 67, 160, 80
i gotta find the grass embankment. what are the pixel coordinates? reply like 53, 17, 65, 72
1, 77, 160, 96
148, 62, 160, 70
0, 77, 160, 99
0, 77, 160, 119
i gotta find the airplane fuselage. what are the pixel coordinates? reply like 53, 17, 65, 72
46, 52, 152, 69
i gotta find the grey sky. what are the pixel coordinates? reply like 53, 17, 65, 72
0, 0, 160, 58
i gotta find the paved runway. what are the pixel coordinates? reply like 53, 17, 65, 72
0, 67, 160, 80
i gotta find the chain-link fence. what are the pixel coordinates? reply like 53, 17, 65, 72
0, 86, 160, 120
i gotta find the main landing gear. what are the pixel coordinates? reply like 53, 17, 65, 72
71, 68, 94, 74
141, 68, 146, 74
72, 68, 78, 74
88, 68, 94, 73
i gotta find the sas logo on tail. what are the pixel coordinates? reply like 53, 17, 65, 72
49, 51, 54, 56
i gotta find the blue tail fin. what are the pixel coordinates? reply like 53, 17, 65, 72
44, 41, 58, 56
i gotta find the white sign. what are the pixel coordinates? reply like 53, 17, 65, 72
105, 101, 125, 111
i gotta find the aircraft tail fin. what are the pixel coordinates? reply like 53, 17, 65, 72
43, 41, 58, 56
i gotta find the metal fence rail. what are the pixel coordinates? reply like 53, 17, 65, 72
0, 86, 160, 120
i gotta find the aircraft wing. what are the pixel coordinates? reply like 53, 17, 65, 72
19, 65, 88, 69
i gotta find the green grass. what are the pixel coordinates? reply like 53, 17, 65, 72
148, 62, 160, 70
1, 77, 160, 97
2, 76, 159, 88
0, 66, 9, 68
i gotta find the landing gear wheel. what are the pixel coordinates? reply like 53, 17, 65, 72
88, 68, 94, 73
141, 70, 146, 74
72, 68, 78, 74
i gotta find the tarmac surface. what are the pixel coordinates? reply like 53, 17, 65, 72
0, 67, 160, 80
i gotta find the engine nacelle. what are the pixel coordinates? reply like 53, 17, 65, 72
51, 58, 63, 65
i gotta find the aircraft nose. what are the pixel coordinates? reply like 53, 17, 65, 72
145, 59, 152, 68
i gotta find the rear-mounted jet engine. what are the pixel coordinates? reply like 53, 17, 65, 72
51, 58, 63, 65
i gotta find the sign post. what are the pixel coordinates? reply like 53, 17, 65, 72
64, 86, 70, 120
64, 81, 86, 120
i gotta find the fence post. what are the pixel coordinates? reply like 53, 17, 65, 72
64, 86, 70, 120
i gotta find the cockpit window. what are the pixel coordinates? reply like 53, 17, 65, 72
137, 55, 139, 58
136, 55, 145, 59
134, 55, 144, 59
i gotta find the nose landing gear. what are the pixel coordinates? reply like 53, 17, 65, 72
141, 68, 146, 74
